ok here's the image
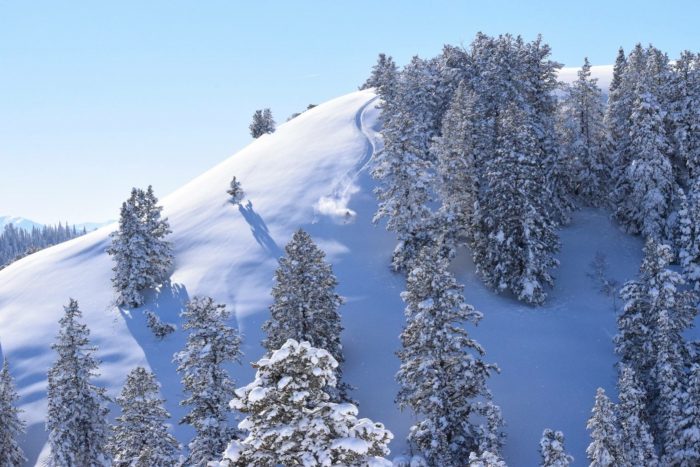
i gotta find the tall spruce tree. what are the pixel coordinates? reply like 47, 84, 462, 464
616, 365, 657, 466
0, 359, 26, 466
671, 51, 700, 180
108, 367, 179, 466
539, 429, 573, 467
472, 102, 560, 305
46, 298, 110, 467
558, 57, 609, 206
586, 388, 621, 467
249, 109, 275, 138
360, 53, 398, 91
174, 296, 242, 466
669, 363, 700, 465
262, 229, 350, 400
431, 80, 479, 248
221, 339, 393, 466
680, 178, 700, 288
108, 186, 173, 308
396, 246, 500, 465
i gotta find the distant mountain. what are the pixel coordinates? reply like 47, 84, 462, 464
0, 215, 43, 231
0, 215, 112, 232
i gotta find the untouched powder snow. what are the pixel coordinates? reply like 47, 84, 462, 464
0, 88, 656, 466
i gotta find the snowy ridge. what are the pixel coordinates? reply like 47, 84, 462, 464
0, 88, 655, 465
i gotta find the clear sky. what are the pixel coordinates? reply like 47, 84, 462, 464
2, 0, 699, 223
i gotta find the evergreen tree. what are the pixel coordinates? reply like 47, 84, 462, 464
360, 53, 398, 91
615, 241, 696, 389
174, 296, 242, 466
558, 57, 610, 206
671, 51, 700, 180
226, 176, 245, 204
586, 388, 621, 467
472, 102, 560, 305
145, 310, 176, 340
371, 56, 437, 271
431, 80, 479, 247
681, 178, 700, 288
249, 109, 275, 138
108, 186, 173, 308
467, 450, 507, 467
669, 363, 700, 465
396, 246, 500, 465
221, 339, 392, 466
616, 365, 657, 466
46, 298, 110, 467
0, 359, 26, 466
108, 367, 179, 466
262, 229, 350, 401
539, 429, 573, 467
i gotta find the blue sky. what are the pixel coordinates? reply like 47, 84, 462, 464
2, 0, 699, 223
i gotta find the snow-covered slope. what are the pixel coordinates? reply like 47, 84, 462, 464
1, 89, 649, 465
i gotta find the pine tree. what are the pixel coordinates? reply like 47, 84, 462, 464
145, 310, 176, 340
472, 102, 560, 305
226, 176, 245, 204
615, 240, 696, 389
108, 186, 173, 308
671, 51, 700, 180
539, 429, 573, 467
669, 363, 700, 465
0, 359, 26, 466
431, 80, 479, 247
616, 365, 657, 466
396, 246, 500, 465
586, 388, 621, 467
108, 367, 179, 466
221, 339, 393, 466
681, 178, 700, 288
249, 109, 275, 138
174, 296, 242, 466
262, 229, 350, 400
371, 56, 436, 271
46, 298, 110, 467
467, 450, 507, 467
360, 53, 398, 91
558, 57, 610, 206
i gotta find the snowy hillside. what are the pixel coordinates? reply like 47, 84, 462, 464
0, 89, 653, 465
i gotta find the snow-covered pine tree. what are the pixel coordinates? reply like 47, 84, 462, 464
654, 306, 687, 461
371, 56, 440, 271
431, 80, 479, 248
220, 339, 393, 466
360, 53, 398, 91
467, 450, 507, 467
174, 296, 242, 466
613, 49, 674, 239
226, 176, 244, 204
249, 108, 275, 138
558, 57, 610, 206
615, 240, 696, 391
262, 228, 350, 401
107, 186, 173, 308
681, 178, 700, 288
669, 363, 700, 465
586, 388, 621, 467
46, 298, 110, 467
0, 359, 26, 466
108, 367, 180, 466
671, 51, 700, 180
616, 365, 658, 466
539, 429, 574, 467
396, 246, 500, 465
471, 101, 560, 305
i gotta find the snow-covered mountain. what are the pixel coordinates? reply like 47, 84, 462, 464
0, 216, 43, 232
0, 89, 658, 465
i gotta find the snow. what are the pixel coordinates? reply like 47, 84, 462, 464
0, 88, 674, 466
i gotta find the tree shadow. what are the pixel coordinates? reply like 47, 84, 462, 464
238, 201, 283, 257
